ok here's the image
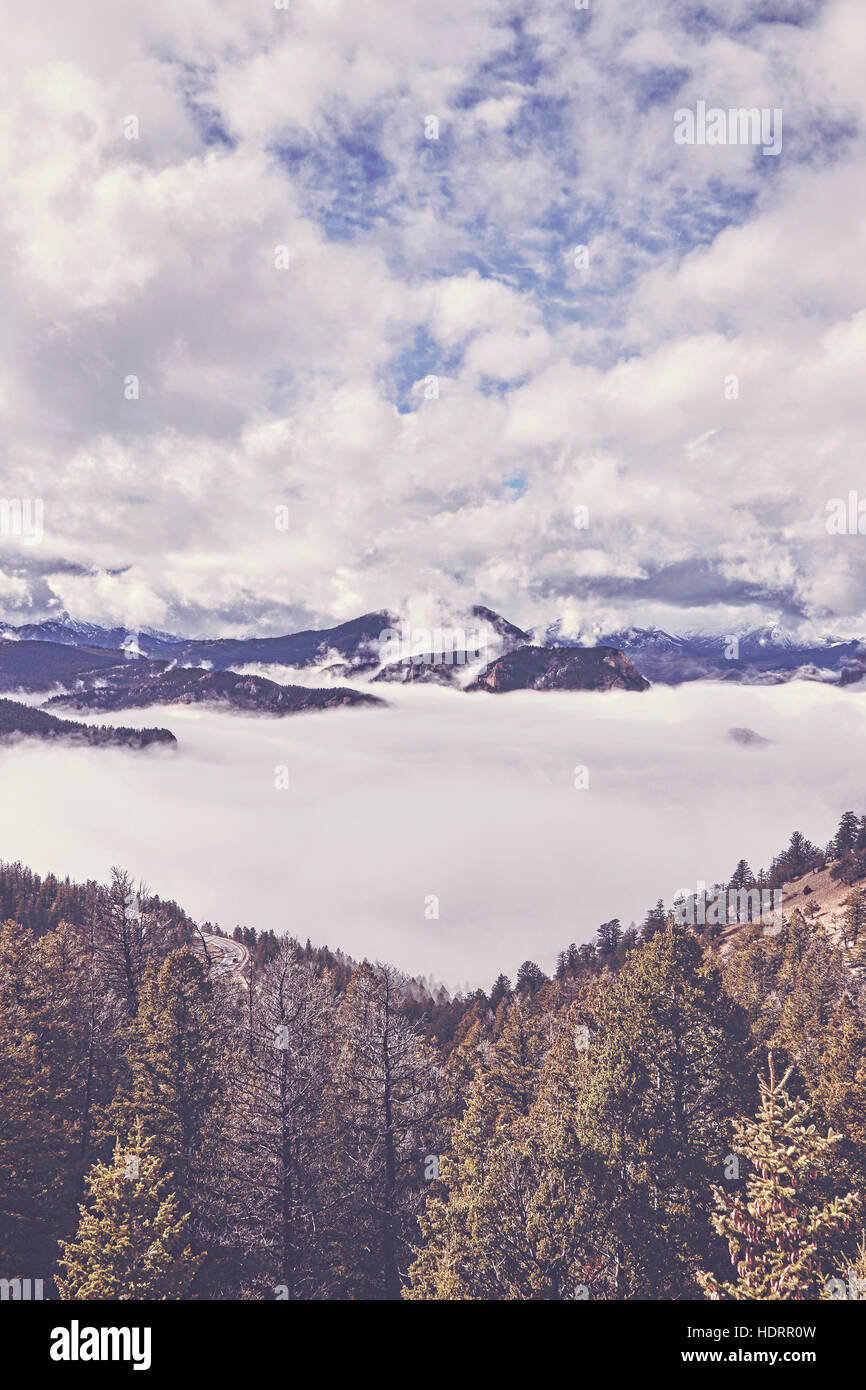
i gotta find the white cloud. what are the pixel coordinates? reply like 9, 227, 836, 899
0, 0, 863, 643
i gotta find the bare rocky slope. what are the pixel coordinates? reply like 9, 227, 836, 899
466, 644, 651, 693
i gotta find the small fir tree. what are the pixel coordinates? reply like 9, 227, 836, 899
57, 1120, 202, 1300
698, 1057, 859, 1299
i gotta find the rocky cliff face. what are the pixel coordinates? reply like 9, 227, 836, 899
465, 645, 651, 693
371, 659, 464, 686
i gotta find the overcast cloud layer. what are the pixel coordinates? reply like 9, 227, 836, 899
0, 0, 864, 639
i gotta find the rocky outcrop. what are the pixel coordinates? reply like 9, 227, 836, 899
465, 645, 650, 693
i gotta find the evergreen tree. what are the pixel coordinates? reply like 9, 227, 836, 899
406, 1002, 548, 1299
595, 919, 623, 959
772, 831, 823, 887
810, 995, 866, 1187
104, 949, 224, 1228
223, 941, 336, 1298
840, 889, 866, 949
569, 922, 754, 1298
698, 1059, 859, 1299
0, 918, 120, 1280
57, 1121, 202, 1299
0, 920, 74, 1278
555, 944, 580, 981
640, 901, 667, 942
515, 959, 548, 995
489, 973, 512, 1010
95, 870, 153, 1016
833, 812, 860, 861
824, 1232, 866, 1300
729, 859, 754, 890
329, 963, 440, 1299
772, 913, 849, 1087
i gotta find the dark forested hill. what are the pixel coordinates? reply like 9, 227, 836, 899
44, 665, 385, 714
0, 697, 176, 747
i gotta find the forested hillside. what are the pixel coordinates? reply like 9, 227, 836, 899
0, 698, 176, 747
2, 813, 866, 1301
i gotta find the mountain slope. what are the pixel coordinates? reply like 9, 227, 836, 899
0, 698, 175, 747
0, 639, 129, 691
45, 664, 385, 714
466, 645, 650, 693
171, 611, 393, 670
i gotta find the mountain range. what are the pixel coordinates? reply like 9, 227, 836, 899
546, 622, 866, 686
0, 609, 863, 746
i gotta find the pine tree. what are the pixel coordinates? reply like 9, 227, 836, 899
595, 919, 623, 959
810, 995, 866, 1185
519, 996, 606, 1300
441, 1003, 493, 1124
94, 870, 155, 1016
57, 1120, 202, 1299
489, 974, 512, 1009
515, 959, 548, 995
698, 1058, 859, 1299
0, 918, 117, 1279
328, 962, 441, 1299
824, 1232, 866, 1299
840, 889, 866, 949
729, 859, 754, 890
774, 831, 823, 886
103, 947, 224, 1251
223, 940, 336, 1299
406, 1001, 549, 1299
640, 901, 666, 943
833, 812, 861, 861
555, 943, 581, 981
772, 914, 849, 1086
0, 921, 73, 1278
569, 921, 754, 1298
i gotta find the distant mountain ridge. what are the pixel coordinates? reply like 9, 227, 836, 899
2, 608, 866, 701
545, 621, 866, 686
0, 612, 394, 670
0, 619, 187, 658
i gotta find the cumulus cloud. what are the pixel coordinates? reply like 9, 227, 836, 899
0, 0, 863, 640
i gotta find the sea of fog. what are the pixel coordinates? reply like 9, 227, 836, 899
1, 679, 864, 991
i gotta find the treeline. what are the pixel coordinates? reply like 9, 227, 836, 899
208, 808, 866, 1050
2, 819, 866, 1300
0, 860, 198, 943
0, 698, 175, 747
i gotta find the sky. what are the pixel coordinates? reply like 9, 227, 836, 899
1, 0, 865, 641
